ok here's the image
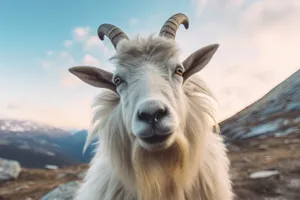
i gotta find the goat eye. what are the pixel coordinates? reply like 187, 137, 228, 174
114, 76, 122, 86
175, 66, 184, 76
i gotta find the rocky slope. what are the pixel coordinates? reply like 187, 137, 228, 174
0, 164, 88, 200
221, 69, 300, 141
229, 132, 300, 200
0, 132, 299, 200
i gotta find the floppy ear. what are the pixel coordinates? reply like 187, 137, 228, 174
69, 66, 116, 93
182, 44, 219, 82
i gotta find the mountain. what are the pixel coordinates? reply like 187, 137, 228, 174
0, 119, 96, 168
51, 129, 96, 163
0, 119, 68, 137
220, 69, 300, 141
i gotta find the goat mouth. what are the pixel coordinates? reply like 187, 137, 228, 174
141, 134, 171, 144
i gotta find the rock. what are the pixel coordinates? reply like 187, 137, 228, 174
229, 145, 240, 152
249, 170, 279, 179
287, 178, 300, 189
284, 139, 290, 144
0, 157, 21, 181
40, 181, 80, 200
242, 157, 252, 163
259, 144, 268, 150
77, 171, 86, 179
15, 184, 30, 191
264, 155, 273, 162
56, 173, 67, 179
284, 138, 300, 144
44, 164, 59, 170
274, 133, 284, 137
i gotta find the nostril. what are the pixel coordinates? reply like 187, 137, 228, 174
138, 112, 152, 122
154, 108, 167, 121
138, 107, 167, 124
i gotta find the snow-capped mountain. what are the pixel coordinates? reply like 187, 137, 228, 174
221, 69, 300, 141
0, 119, 95, 168
0, 119, 69, 136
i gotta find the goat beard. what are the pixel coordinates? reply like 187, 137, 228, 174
131, 133, 190, 200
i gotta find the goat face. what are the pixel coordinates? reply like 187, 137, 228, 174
114, 52, 186, 151
68, 13, 219, 152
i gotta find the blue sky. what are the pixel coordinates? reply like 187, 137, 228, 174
1, 0, 299, 129
0, 0, 191, 77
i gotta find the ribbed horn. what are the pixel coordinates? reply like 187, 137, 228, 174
159, 13, 189, 39
97, 24, 129, 49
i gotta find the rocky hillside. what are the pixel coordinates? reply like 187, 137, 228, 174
0, 132, 299, 200
229, 131, 300, 200
0, 162, 89, 200
221, 69, 300, 141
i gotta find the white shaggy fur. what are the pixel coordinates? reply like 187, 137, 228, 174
73, 36, 233, 200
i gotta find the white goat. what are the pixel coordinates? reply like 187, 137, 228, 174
69, 13, 233, 200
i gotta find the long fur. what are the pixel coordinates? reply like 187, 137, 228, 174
74, 36, 233, 200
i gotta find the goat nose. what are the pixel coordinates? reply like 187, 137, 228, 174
138, 102, 167, 124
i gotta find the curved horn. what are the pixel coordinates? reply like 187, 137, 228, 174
97, 24, 129, 49
159, 13, 189, 39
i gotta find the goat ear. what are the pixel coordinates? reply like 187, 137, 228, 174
182, 44, 219, 82
69, 66, 116, 93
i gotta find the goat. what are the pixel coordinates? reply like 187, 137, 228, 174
69, 13, 233, 200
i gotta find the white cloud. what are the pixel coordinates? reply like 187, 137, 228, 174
73, 26, 90, 41
63, 40, 73, 47
84, 35, 110, 55
41, 51, 76, 71
85, 36, 99, 48
228, 0, 244, 8
83, 54, 100, 66
191, 0, 247, 19
192, 0, 209, 16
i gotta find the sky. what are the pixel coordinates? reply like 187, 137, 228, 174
0, 0, 299, 129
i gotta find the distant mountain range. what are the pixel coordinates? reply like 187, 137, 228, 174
0, 119, 96, 168
220, 69, 300, 141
